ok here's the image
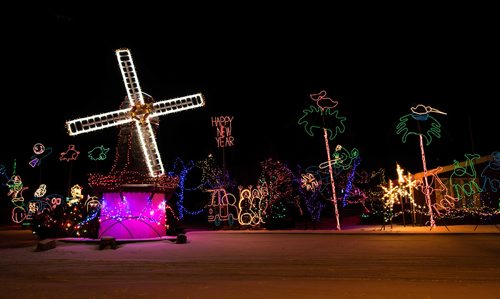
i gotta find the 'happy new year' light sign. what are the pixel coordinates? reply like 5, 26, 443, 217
211, 116, 234, 148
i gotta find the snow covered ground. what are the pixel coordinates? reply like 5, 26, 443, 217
1, 225, 499, 298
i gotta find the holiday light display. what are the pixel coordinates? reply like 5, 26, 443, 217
67, 184, 84, 206
207, 188, 238, 226
33, 185, 61, 216
212, 115, 234, 148
304, 165, 333, 193
395, 104, 447, 228
85, 196, 101, 212
342, 156, 361, 207
380, 165, 419, 227
298, 171, 325, 224
62, 48, 206, 239
416, 166, 457, 217
237, 185, 268, 226
481, 151, 500, 192
298, 90, 346, 230
380, 180, 399, 226
195, 154, 233, 190
30, 143, 52, 167
65, 48, 205, 177
168, 157, 204, 219
33, 143, 45, 155
298, 106, 346, 140
301, 173, 319, 192
450, 154, 483, 203
29, 187, 97, 239
34, 184, 47, 198
396, 104, 446, 145
259, 158, 301, 227
6, 174, 29, 223
99, 192, 167, 239
59, 144, 80, 162
88, 145, 110, 161
48, 194, 63, 210
396, 164, 417, 224
319, 145, 359, 172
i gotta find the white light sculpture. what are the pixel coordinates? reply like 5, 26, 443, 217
65, 48, 205, 177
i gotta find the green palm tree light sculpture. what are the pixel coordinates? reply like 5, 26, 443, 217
396, 104, 447, 228
298, 90, 346, 230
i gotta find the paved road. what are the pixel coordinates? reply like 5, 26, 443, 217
1, 229, 499, 298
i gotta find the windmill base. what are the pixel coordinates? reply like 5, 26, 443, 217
97, 185, 175, 240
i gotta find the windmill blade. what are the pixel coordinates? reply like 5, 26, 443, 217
150, 93, 205, 118
66, 108, 132, 136
116, 48, 144, 106
135, 121, 165, 177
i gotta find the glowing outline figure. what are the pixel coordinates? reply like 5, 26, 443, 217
212, 115, 235, 148
238, 185, 268, 226
298, 90, 346, 230
301, 173, 319, 192
395, 104, 447, 228
6, 175, 29, 223
304, 165, 330, 193
417, 167, 459, 217
88, 145, 110, 161
29, 143, 53, 167
298, 106, 346, 140
396, 104, 446, 146
481, 151, 500, 192
207, 188, 238, 226
450, 154, 483, 202
67, 184, 84, 206
33, 143, 45, 155
59, 144, 80, 162
309, 90, 338, 109
34, 184, 47, 198
319, 145, 359, 172
65, 48, 205, 177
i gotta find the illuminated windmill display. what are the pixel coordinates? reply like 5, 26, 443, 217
65, 48, 205, 239
67, 48, 204, 177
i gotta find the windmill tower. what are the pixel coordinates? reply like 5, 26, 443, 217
65, 48, 205, 239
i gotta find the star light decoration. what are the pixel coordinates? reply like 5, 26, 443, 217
65, 48, 205, 177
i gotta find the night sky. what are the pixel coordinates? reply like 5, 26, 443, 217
2, 5, 498, 188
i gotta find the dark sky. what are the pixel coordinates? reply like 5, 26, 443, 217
2, 4, 498, 187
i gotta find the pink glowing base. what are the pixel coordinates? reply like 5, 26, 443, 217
98, 191, 167, 240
